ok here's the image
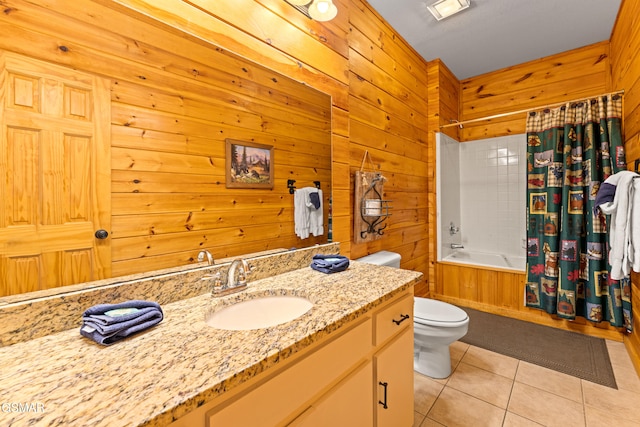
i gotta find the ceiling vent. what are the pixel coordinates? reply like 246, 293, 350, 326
427, 0, 470, 21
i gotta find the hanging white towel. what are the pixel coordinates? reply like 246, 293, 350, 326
629, 178, 640, 274
599, 170, 639, 279
294, 187, 311, 239
307, 188, 323, 237
294, 187, 324, 239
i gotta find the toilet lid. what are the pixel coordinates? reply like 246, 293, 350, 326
414, 297, 468, 324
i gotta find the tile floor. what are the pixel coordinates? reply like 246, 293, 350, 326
413, 340, 640, 427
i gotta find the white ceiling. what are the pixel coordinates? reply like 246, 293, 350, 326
365, 0, 621, 80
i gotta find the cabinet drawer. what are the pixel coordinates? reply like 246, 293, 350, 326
374, 293, 413, 345
207, 317, 373, 426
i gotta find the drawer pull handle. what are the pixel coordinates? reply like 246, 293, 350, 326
378, 381, 388, 409
392, 314, 410, 325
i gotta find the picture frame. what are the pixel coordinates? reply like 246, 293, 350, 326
225, 139, 274, 189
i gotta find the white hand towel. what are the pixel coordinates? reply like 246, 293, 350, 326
294, 187, 311, 239
294, 187, 324, 239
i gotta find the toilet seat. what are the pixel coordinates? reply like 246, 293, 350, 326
414, 297, 468, 327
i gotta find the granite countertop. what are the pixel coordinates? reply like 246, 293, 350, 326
0, 262, 422, 427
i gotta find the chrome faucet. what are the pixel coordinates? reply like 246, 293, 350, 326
450, 243, 464, 249
207, 258, 251, 297
197, 250, 214, 266
227, 258, 250, 289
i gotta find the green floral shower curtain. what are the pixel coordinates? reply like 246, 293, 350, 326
525, 94, 632, 330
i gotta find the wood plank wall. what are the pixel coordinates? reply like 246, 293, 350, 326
0, 0, 333, 284
610, 0, 640, 373
458, 41, 611, 141
111, 0, 432, 293
0, 0, 430, 294
347, 1, 430, 295
426, 59, 460, 290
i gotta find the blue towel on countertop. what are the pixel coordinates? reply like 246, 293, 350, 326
80, 300, 163, 345
310, 254, 350, 274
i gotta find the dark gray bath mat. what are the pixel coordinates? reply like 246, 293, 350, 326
458, 307, 617, 389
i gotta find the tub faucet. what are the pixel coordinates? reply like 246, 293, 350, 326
450, 243, 464, 249
449, 222, 460, 236
197, 250, 214, 266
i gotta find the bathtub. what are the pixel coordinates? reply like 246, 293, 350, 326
442, 250, 525, 272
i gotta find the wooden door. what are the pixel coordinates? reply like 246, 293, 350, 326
0, 52, 111, 296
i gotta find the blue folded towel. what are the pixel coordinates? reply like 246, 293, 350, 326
80, 300, 163, 345
309, 192, 321, 209
310, 254, 350, 274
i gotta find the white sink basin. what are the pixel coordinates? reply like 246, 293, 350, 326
206, 293, 313, 330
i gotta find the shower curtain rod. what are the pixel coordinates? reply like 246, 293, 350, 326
439, 89, 625, 129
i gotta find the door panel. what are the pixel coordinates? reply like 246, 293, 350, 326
0, 52, 111, 296
375, 328, 414, 427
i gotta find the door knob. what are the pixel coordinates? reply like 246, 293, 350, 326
95, 229, 109, 239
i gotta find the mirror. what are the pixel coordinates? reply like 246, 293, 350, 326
0, 16, 331, 300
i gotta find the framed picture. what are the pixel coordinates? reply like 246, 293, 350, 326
225, 139, 274, 189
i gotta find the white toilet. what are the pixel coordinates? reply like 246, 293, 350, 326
356, 251, 469, 379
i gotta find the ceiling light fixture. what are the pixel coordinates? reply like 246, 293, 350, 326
308, 0, 338, 21
285, 0, 338, 22
427, 0, 470, 21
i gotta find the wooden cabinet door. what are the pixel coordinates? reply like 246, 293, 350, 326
288, 360, 373, 427
374, 327, 414, 427
0, 52, 111, 296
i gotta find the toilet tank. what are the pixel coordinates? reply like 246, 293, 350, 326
355, 251, 401, 268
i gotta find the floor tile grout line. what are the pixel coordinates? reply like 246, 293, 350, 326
458, 344, 521, 381
415, 341, 639, 427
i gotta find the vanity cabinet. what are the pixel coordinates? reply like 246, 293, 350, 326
373, 292, 414, 427
169, 288, 414, 427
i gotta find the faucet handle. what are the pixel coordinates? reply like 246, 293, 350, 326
210, 272, 224, 295
245, 262, 254, 276
238, 267, 247, 285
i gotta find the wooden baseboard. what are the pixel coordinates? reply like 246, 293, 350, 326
432, 294, 625, 342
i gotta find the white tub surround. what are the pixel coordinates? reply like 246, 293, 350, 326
437, 133, 527, 266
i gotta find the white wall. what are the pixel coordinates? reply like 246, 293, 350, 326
437, 133, 526, 259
